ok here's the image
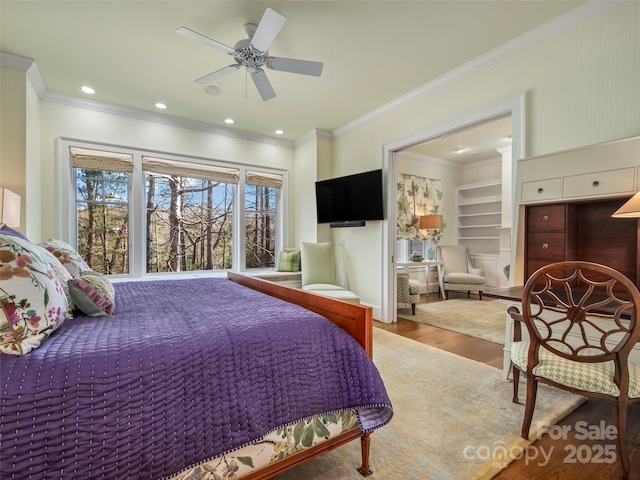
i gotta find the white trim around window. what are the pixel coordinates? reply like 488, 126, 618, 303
56, 137, 288, 279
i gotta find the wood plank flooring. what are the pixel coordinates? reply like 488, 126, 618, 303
374, 291, 640, 480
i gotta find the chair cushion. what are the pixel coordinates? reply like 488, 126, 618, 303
443, 272, 485, 285
511, 341, 640, 398
302, 283, 345, 291
301, 242, 336, 287
311, 289, 360, 304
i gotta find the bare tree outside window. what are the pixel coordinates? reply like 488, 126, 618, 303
145, 173, 233, 272
72, 145, 283, 277
245, 184, 277, 269
75, 168, 129, 274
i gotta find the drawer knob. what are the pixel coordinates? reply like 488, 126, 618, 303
592, 180, 600, 187
542, 243, 549, 250
537, 187, 544, 194
542, 215, 549, 221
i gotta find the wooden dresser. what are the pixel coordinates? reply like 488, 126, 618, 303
525, 198, 639, 287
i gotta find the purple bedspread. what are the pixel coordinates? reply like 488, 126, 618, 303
0, 277, 392, 479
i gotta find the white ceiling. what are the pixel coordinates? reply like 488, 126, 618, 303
2, 0, 586, 153
405, 115, 514, 164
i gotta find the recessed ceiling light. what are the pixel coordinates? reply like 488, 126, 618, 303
80, 86, 95, 94
275, 130, 284, 135
155, 102, 167, 110
224, 118, 234, 125
454, 148, 468, 154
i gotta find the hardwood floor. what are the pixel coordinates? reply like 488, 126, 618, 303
375, 291, 640, 480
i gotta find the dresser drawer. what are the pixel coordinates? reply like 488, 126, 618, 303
521, 178, 561, 203
526, 232, 565, 260
562, 168, 636, 199
526, 204, 566, 232
526, 260, 566, 280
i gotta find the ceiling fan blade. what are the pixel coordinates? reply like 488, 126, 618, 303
195, 65, 241, 85
176, 27, 235, 55
250, 69, 276, 101
249, 8, 286, 52
267, 57, 323, 76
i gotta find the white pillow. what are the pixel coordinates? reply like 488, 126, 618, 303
301, 242, 336, 287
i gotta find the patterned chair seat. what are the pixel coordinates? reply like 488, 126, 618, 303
511, 341, 640, 398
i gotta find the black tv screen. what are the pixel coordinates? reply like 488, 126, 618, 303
315, 169, 384, 225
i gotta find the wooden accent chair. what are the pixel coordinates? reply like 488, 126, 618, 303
508, 261, 640, 480
397, 272, 420, 315
435, 245, 485, 300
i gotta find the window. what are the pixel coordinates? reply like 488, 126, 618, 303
244, 170, 282, 270
72, 147, 132, 274
66, 143, 285, 278
143, 156, 239, 273
397, 239, 425, 262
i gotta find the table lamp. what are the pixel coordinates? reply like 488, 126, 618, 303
611, 191, 640, 218
419, 214, 443, 260
0, 188, 21, 227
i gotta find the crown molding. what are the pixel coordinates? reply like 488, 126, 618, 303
41, 91, 294, 148
0, 51, 34, 70
1, 1, 622, 148
1, 52, 293, 149
293, 128, 333, 148
333, 0, 624, 139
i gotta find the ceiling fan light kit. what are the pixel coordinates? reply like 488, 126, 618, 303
178, 8, 323, 101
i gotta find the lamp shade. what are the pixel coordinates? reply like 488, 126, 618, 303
419, 214, 443, 230
0, 188, 21, 227
612, 191, 640, 218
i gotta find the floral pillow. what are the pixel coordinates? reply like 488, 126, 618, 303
68, 271, 115, 317
0, 234, 69, 355
40, 239, 91, 278
34, 245, 76, 317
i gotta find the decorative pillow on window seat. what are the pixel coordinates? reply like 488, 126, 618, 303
276, 249, 301, 272
68, 271, 116, 317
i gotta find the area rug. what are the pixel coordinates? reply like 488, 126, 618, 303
276, 328, 584, 480
397, 298, 510, 344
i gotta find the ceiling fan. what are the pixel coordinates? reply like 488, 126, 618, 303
177, 8, 323, 101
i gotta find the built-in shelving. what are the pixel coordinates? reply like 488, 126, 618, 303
457, 181, 502, 255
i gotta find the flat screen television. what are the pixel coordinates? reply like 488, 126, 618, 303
315, 169, 384, 227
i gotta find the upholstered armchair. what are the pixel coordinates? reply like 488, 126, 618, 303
435, 245, 485, 300
397, 272, 420, 315
508, 261, 640, 480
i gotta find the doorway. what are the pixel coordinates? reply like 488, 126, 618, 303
380, 93, 526, 324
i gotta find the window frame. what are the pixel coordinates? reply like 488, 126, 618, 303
58, 138, 288, 278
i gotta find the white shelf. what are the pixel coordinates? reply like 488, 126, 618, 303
457, 181, 502, 256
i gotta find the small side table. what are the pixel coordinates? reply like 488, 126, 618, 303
397, 261, 446, 299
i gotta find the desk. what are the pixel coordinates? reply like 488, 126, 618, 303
397, 261, 446, 299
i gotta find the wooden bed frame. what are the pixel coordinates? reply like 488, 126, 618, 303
227, 272, 375, 479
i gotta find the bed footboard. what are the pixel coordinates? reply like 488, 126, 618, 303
227, 272, 375, 478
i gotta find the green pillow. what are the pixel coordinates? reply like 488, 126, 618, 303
276, 250, 301, 272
